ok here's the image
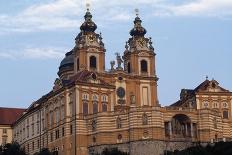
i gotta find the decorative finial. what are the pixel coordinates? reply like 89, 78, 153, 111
110, 61, 115, 71
206, 75, 208, 80
115, 53, 123, 70
125, 41, 129, 50
86, 2, 90, 12
135, 8, 139, 17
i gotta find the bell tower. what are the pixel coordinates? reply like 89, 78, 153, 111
74, 4, 105, 73
123, 9, 156, 77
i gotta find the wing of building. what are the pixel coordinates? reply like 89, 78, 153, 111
0, 107, 25, 146
11, 8, 232, 155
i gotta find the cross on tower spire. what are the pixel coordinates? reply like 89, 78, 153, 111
135, 8, 139, 17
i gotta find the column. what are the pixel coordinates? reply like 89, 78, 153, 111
190, 123, 193, 137
169, 122, 172, 136
185, 124, 188, 137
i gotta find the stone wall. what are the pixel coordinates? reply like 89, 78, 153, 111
89, 140, 194, 155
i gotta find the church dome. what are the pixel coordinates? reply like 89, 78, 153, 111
130, 16, 147, 37
58, 51, 74, 78
80, 10, 97, 32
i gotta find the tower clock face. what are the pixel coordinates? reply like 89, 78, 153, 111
117, 87, 125, 98
137, 38, 146, 47
88, 34, 96, 42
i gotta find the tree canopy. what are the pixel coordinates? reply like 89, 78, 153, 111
0, 142, 26, 155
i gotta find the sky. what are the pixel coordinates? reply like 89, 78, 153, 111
0, 0, 231, 108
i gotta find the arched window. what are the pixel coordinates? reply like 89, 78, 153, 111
102, 95, 108, 102
83, 102, 88, 115
77, 57, 79, 71
141, 60, 148, 73
127, 62, 131, 73
116, 117, 122, 129
90, 56, 97, 69
142, 113, 148, 125
223, 111, 229, 119
93, 102, 98, 114
82, 93, 89, 101
102, 103, 107, 112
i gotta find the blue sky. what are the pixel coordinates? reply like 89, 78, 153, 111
0, 0, 231, 108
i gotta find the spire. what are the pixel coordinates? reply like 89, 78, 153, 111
130, 9, 147, 37
80, 2, 97, 32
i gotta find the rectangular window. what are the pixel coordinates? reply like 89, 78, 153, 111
37, 122, 39, 134
50, 132, 53, 142
164, 122, 169, 137
32, 141, 34, 151
50, 112, 53, 127
142, 87, 149, 106
223, 111, 229, 119
42, 119, 45, 131
55, 130, 59, 139
70, 124, 73, 135
27, 126, 29, 138
62, 127, 65, 137
32, 124, 34, 135
3, 129, 7, 134
37, 139, 40, 149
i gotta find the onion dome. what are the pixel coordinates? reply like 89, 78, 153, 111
130, 16, 147, 37
58, 51, 74, 78
80, 9, 97, 32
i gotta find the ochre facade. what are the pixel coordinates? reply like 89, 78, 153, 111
12, 9, 232, 155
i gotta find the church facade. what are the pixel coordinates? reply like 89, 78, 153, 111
12, 8, 232, 155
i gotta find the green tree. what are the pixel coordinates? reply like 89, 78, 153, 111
35, 148, 52, 155
0, 142, 26, 155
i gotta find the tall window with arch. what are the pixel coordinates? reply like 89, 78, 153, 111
92, 94, 98, 114
69, 93, 74, 117
61, 105, 65, 121
49, 111, 53, 127
82, 93, 89, 115
90, 56, 97, 70
102, 95, 108, 112
77, 57, 79, 71
141, 60, 148, 73
127, 62, 131, 73
56, 108, 60, 124
116, 117, 122, 129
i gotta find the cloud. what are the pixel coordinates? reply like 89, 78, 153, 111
0, 0, 232, 35
157, 0, 232, 18
0, 52, 15, 59
0, 47, 66, 60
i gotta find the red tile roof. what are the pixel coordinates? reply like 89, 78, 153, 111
0, 107, 25, 125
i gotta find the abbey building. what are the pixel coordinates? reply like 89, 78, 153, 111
11, 8, 232, 155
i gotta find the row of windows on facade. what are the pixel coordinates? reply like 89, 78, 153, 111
48, 94, 108, 126
1, 128, 7, 134
122, 60, 149, 73
14, 109, 46, 138
77, 55, 149, 73
50, 125, 72, 142
25, 138, 44, 153
14, 119, 45, 141
15, 98, 109, 140
202, 101, 229, 109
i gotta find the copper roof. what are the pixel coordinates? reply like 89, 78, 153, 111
0, 107, 25, 125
